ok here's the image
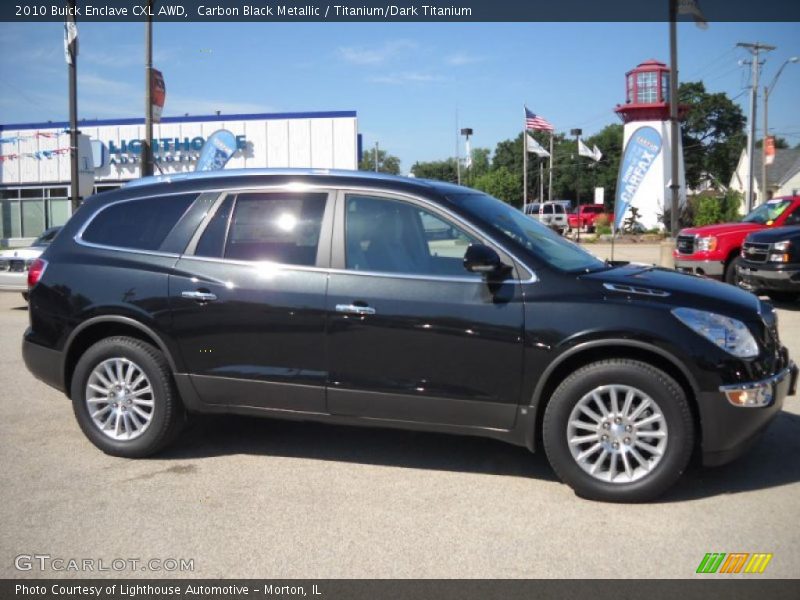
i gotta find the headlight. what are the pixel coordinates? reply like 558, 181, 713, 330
696, 236, 718, 252
672, 307, 759, 358
773, 240, 791, 252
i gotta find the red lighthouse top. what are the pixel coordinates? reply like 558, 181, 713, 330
615, 59, 686, 123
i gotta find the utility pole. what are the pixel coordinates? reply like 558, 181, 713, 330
738, 42, 775, 212
142, 0, 154, 177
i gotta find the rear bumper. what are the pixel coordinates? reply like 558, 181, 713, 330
22, 332, 65, 393
700, 362, 797, 466
0, 271, 27, 292
737, 262, 800, 292
674, 258, 725, 278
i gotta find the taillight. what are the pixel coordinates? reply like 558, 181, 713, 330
27, 258, 48, 288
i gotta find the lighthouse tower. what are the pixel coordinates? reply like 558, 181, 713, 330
614, 59, 686, 231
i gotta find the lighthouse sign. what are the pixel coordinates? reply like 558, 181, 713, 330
614, 126, 663, 231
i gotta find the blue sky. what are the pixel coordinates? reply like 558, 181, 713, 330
1, 21, 798, 171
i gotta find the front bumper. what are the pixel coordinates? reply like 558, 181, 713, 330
737, 262, 800, 293
674, 257, 725, 278
701, 362, 798, 466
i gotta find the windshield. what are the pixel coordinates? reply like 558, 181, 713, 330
742, 199, 791, 224
448, 192, 606, 273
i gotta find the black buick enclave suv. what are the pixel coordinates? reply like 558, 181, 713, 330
22, 169, 797, 502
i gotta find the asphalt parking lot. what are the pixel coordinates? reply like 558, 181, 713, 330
1, 243, 799, 579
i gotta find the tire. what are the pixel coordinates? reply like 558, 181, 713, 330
724, 256, 743, 285
71, 336, 184, 457
21, 292, 29, 302
543, 359, 694, 502
767, 291, 799, 303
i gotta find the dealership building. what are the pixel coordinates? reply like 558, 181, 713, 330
0, 110, 359, 247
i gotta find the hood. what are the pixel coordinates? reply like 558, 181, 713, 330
745, 225, 800, 244
680, 222, 764, 238
581, 263, 762, 322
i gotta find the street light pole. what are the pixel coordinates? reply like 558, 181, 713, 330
570, 128, 582, 204
460, 128, 473, 187
762, 57, 798, 202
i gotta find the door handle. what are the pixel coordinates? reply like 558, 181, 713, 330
182, 290, 218, 302
335, 303, 376, 316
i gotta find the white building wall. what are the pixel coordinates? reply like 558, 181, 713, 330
0, 112, 358, 186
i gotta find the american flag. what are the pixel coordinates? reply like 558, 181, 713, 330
525, 107, 554, 132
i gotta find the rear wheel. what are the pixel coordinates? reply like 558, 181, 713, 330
71, 336, 184, 457
543, 359, 694, 502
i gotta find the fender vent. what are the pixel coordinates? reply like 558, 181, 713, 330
603, 283, 671, 297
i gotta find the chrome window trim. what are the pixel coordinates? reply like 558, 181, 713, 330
178, 254, 513, 285
73, 180, 538, 284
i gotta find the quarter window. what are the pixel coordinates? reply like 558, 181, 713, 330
199, 192, 327, 266
345, 195, 478, 276
82, 194, 197, 251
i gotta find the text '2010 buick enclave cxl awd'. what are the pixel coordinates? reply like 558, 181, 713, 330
22, 169, 798, 502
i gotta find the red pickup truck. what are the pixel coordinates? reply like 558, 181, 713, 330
568, 204, 611, 232
674, 195, 800, 283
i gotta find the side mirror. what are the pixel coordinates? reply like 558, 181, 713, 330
463, 243, 503, 274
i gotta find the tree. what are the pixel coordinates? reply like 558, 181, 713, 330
410, 158, 459, 183
468, 147, 491, 179
678, 81, 746, 190
583, 124, 624, 210
472, 167, 521, 205
359, 148, 401, 175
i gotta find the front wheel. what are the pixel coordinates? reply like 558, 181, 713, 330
543, 359, 694, 502
71, 336, 185, 457
724, 256, 743, 285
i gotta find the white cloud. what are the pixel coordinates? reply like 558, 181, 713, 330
369, 72, 443, 85
338, 40, 417, 65
445, 53, 485, 66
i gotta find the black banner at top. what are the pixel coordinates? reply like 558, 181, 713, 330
2, 0, 800, 22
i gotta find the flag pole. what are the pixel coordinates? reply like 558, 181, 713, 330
522, 107, 528, 207
548, 132, 554, 202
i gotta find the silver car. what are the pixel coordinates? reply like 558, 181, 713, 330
0, 227, 61, 298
